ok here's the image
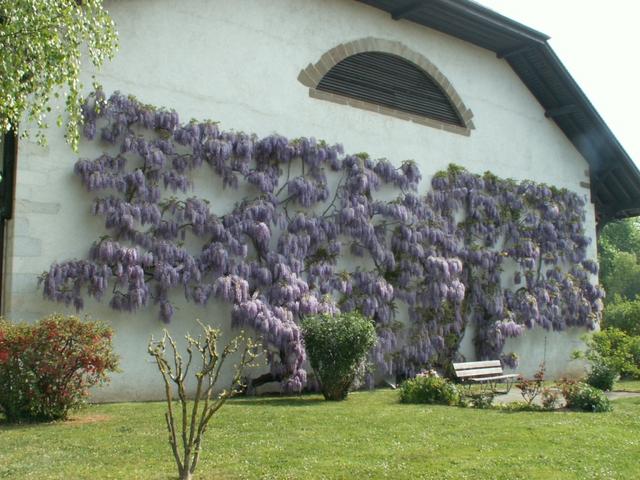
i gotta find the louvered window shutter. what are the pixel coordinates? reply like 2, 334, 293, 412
317, 52, 464, 127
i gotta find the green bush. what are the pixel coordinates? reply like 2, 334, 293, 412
577, 328, 640, 379
301, 311, 376, 401
468, 391, 494, 409
586, 362, 618, 391
496, 401, 544, 412
603, 296, 640, 336
630, 336, 640, 371
399, 375, 460, 405
0, 314, 119, 422
559, 380, 612, 413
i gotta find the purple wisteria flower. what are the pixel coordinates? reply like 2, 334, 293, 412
40, 91, 603, 389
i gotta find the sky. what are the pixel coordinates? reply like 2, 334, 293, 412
477, 0, 640, 164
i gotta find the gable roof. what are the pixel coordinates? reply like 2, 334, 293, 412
357, 0, 640, 224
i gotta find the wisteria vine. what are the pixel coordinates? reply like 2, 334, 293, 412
40, 90, 604, 389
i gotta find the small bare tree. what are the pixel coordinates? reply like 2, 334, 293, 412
148, 321, 260, 480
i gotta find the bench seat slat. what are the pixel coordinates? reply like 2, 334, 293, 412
470, 374, 519, 382
455, 367, 504, 378
453, 360, 501, 370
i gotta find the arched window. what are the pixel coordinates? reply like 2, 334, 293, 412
319, 52, 463, 127
298, 38, 474, 135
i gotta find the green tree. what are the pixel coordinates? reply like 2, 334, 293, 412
598, 218, 640, 335
0, 0, 118, 150
600, 218, 640, 253
603, 295, 640, 336
598, 218, 640, 300
601, 251, 640, 301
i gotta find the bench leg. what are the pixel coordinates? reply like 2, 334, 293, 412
493, 379, 515, 395
485, 379, 515, 395
504, 378, 515, 394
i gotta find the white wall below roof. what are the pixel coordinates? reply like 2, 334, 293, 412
5, 0, 597, 401
458, 324, 588, 379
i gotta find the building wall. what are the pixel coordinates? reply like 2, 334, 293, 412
4, 0, 595, 401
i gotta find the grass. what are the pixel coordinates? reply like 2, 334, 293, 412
1, 390, 639, 480
615, 379, 640, 392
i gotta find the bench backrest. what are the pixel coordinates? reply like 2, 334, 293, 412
452, 360, 503, 379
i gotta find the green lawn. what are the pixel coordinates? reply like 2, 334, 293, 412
1, 389, 639, 480
615, 379, 640, 392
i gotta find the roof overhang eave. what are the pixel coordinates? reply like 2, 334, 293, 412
357, 0, 640, 225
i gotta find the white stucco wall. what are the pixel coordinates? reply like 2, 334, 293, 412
4, 0, 596, 401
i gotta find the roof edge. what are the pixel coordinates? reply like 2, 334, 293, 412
442, 0, 551, 42
356, 0, 640, 224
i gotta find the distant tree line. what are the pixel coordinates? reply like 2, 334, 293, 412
599, 218, 640, 335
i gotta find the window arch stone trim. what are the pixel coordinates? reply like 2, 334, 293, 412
297, 37, 475, 136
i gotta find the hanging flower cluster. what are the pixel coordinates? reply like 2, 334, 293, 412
40, 90, 603, 388
425, 166, 604, 370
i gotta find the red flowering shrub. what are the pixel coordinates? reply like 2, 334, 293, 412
0, 314, 118, 422
516, 363, 546, 405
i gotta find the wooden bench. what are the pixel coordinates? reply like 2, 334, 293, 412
453, 360, 519, 393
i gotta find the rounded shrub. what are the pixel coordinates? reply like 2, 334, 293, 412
399, 375, 460, 405
586, 362, 618, 391
301, 312, 376, 401
561, 381, 612, 413
0, 314, 119, 422
585, 328, 640, 379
